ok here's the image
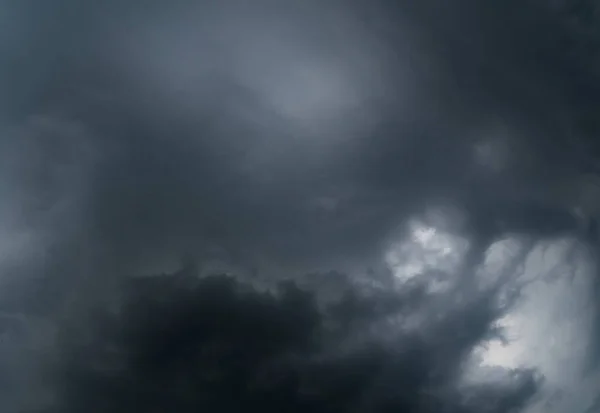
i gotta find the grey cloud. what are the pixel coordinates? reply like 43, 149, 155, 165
1, 0, 600, 412
5, 0, 596, 270
38, 264, 542, 413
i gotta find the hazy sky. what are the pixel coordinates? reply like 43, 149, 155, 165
1, 1, 600, 412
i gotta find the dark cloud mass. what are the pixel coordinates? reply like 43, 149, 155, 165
0, 0, 600, 412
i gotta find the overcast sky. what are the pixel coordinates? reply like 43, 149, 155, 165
1, 1, 600, 412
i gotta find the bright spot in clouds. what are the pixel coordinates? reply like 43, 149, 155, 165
384, 212, 598, 412
476, 314, 525, 369
467, 238, 598, 412
112, 2, 396, 146
261, 59, 359, 126
385, 218, 469, 284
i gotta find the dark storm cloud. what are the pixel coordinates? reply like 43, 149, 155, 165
1, 0, 600, 412
3, 0, 597, 272
43, 269, 541, 413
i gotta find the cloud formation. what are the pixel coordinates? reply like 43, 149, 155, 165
1, 0, 599, 412
45, 268, 541, 413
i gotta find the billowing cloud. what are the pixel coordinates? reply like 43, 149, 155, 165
1, 0, 599, 412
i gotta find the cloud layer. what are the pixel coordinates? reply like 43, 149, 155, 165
1, 0, 599, 412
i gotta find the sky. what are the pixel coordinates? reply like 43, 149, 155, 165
0, 0, 600, 412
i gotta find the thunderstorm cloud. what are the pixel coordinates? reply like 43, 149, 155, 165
0, 1, 599, 412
